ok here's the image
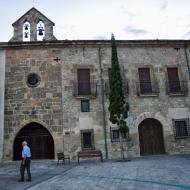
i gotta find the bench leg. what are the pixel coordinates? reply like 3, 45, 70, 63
57, 160, 59, 165
78, 156, 80, 164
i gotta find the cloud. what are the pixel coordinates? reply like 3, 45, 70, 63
160, 1, 168, 11
124, 26, 148, 36
182, 30, 190, 39
120, 5, 135, 18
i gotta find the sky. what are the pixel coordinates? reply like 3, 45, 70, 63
0, 0, 190, 42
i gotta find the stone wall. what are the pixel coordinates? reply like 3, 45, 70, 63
60, 44, 190, 159
0, 51, 5, 162
4, 47, 63, 160
2, 41, 190, 160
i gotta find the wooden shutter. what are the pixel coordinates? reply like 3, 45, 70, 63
77, 69, 91, 95
138, 68, 152, 94
167, 68, 180, 92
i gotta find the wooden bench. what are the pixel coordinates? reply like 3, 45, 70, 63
77, 150, 103, 163
57, 153, 70, 165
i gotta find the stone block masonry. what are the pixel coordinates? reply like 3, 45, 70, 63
0, 51, 5, 162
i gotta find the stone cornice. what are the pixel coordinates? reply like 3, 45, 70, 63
0, 40, 190, 49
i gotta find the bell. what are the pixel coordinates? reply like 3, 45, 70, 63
38, 28, 43, 36
24, 24, 28, 30
24, 32, 28, 38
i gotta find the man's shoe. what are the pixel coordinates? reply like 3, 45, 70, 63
27, 179, 31, 182
18, 179, 24, 182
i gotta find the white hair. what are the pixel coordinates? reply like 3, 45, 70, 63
22, 141, 27, 145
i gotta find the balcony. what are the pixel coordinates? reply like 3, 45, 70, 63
136, 81, 159, 96
73, 81, 97, 98
166, 81, 188, 96
105, 80, 129, 97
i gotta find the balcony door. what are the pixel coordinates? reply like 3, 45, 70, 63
167, 68, 181, 93
77, 69, 91, 95
138, 68, 152, 94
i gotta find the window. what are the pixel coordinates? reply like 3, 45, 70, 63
110, 128, 129, 142
81, 129, 94, 149
173, 119, 190, 138
81, 100, 90, 112
138, 68, 152, 94
77, 69, 91, 95
167, 68, 181, 93
27, 73, 40, 88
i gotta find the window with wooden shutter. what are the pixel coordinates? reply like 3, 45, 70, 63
167, 68, 181, 93
138, 68, 152, 94
77, 69, 91, 95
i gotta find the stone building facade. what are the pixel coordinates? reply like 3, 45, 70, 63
0, 51, 5, 161
1, 8, 190, 161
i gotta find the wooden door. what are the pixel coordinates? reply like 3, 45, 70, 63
13, 122, 54, 160
138, 68, 152, 94
138, 119, 165, 156
167, 68, 180, 92
77, 69, 91, 95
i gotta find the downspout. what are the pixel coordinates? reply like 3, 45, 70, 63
98, 47, 108, 159
184, 44, 190, 80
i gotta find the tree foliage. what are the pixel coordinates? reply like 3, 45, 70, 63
108, 34, 129, 134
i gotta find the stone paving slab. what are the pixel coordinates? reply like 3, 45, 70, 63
0, 155, 190, 190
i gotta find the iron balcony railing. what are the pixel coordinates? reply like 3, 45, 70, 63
73, 81, 97, 97
166, 81, 188, 95
136, 81, 159, 96
105, 80, 129, 97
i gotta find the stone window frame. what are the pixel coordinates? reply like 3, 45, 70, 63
80, 129, 95, 150
73, 64, 98, 98
81, 99, 90, 112
110, 127, 129, 142
26, 73, 41, 88
135, 65, 158, 96
73, 64, 95, 84
165, 65, 188, 96
172, 118, 190, 139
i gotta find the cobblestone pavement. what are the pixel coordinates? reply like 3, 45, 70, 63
0, 155, 190, 190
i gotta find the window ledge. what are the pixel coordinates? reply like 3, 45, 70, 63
175, 136, 190, 139
137, 93, 159, 97
168, 93, 188, 97
74, 95, 97, 99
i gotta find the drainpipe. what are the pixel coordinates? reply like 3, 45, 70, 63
98, 47, 108, 159
184, 44, 190, 80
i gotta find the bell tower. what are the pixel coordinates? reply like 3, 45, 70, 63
10, 8, 57, 42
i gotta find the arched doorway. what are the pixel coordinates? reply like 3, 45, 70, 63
13, 122, 54, 160
138, 118, 165, 156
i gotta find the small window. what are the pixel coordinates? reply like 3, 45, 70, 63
81, 129, 94, 149
173, 119, 190, 138
27, 73, 40, 88
110, 128, 129, 142
81, 100, 90, 112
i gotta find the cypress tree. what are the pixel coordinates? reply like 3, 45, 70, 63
108, 34, 129, 159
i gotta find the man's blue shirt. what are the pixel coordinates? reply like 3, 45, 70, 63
22, 145, 31, 158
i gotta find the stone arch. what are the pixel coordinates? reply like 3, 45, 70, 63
13, 122, 54, 160
138, 118, 165, 156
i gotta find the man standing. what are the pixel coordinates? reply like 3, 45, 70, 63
18, 141, 32, 182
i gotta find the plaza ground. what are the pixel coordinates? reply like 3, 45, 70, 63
0, 155, 190, 190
